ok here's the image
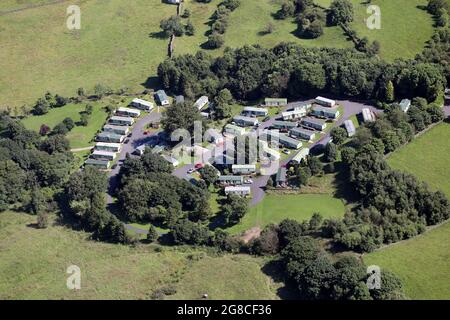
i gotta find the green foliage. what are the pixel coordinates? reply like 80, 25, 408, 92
328, 0, 354, 26
222, 193, 249, 225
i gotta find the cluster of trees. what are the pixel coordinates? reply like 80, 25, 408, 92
325, 103, 448, 252
158, 42, 446, 103
161, 101, 204, 135
205, 0, 241, 49
117, 151, 211, 226
270, 155, 324, 188
0, 117, 73, 216
160, 15, 195, 38
427, 0, 449, 27
32, 91, 69, 115
65, 166, 132, 243
417, 28, 450, 84
250, 218, 406, 299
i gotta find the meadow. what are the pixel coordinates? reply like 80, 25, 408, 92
227, 193, 346, 234
387, 122, 450, 197
364, 221, 450, 299
0, 211, 278, 299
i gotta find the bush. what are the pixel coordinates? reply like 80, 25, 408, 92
37, 212, 49, 229
207, 33, 224, 49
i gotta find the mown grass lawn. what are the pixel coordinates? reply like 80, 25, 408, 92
21, 102, 109, 149
0, 211, 277, 300
228, 194, 346, 234
364, 221, 450, 299
0, 0, 175, 108
387, 122, 450, 197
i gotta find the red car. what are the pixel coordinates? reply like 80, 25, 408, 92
195, 163, 204, 169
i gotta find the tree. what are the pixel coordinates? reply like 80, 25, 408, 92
36, 211, 49, 229
160, 16, 185, 37
62, 117, 75, 131
85, 104, 93, 115
222, 193, 249, 225
308, 156, 323, 176
170, 219, 210, 245
330, 127, 348, 145
213, 88, 233, 119
206, 33, 224, 49
251, 224, 280, 255
52, 122, 69, 135
281, 236, 322, 278
325, 142, 339, 162
161, 102, 203, 135
147, 225, 159, 242
296, 166, 311, 186
39, 124, 51, 136
199, 165, 218, 186
80, 113, 89, 126
289, 62, 326, 97
185, 20, 195, 36
278, 1, 295, 19
328, 0, 354, 25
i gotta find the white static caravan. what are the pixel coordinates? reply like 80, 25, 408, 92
116, 107, 141, 118
243, 107, 269, 117
314, 96, 336, 108
95, 142, 122, 153
96, 132, 125, 143
301, 117, 327, 131
85, 159, 110, 169
194, 96, 209, 110
344, 120, 356, 137
162, 155, 180, 167
232, 164, 256, 175
224, 186, 251, 197
109, 116, 135, 126
282, 104, 309, 121
130, 98, 154, 111
361, 108, 375, 123
103, 124, 129, 136
289, 127, 316, 142
91, 150, 117, 161
291, 148, 310, 164
218, 175, 244, 186
233, 115, 259, 127
224, 124, 246, 137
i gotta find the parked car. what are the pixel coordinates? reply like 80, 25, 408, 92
195, 163, 204, 169
187, 168, 195, 174
283, 149, 291, 155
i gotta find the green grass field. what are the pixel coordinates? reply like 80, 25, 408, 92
364, 221, 450, 299
21, 101, 109, 149
228, 194, 346, 234
387, 122, 450, 197
0, 211, 278, 299
0, 0, 175, 108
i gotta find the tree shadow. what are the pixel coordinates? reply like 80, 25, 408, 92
260, 259, 302, 300
141, 76, 160, 90
149, 31, 168, 39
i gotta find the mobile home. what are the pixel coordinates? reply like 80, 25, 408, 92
84, 158, 110, 169
194, 96, 209, 110
233, 115, 259, 127
301, 117, 327, 131
95, 142, 122, 153
91, 150, 117, 161
291, 148, 310, 164
224, 186, 251, 197
224, 124, 247, 136
399, 99, 411, 113
344, 120, 356, 137
314, 96, 336, 108
289, 127, 316, 141
103, 124, 129, 135
115, 107, 141, 118
361, 108, 375, 123
217, 175, 244, 186
96, 132, 125, 143
282, 104, 309, 120
243, 107, 268, 117
264, 98, 288, 107
155, 90, 170, 106
279, 134, 302, 149
232, 164, 256, 175
272, 121, 297, 131
276, 167, 287, 187
311, 105, 340, 119
130, 98, 154, 111
109, 116, 134, 126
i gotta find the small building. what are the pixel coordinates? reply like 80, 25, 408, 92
242, 107, 268, 117
361, 108, 375, 123
232, 115, 259, 127
224, 186, 251, 197
289, 127, 316, 141
84, 158, 110, 169
399, 99, 411, 113
162, 155, 179, 167
224, 124, 247, 136
91, 150, 117, 161
134, 145, 148, 156
155, 90, 170, 106
96, 132, 125, 143
130, 98, 154, 111
175, 95, 185, 104
264, 98, 288, 107
311, 105, 340, 119
95, 142, 122, 153
232, 164, 256, 175
259, 140, 281, 160
291, 148, 310, 164
272, 121, 297, 131
344, 119, 356, 137
279, 134, 302, 149
282, 104, 310, 120
218, 175, 244, 186
109, 116, 134, 126
103, 124, 130, 135
115, 107, 141, 118
301, 117, 327, 131
275, 167, 287, 187
315, 96, 336, 108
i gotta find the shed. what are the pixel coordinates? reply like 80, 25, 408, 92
155, 90, 170, 106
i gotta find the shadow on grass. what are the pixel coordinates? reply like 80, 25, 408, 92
260, 259, 302, 300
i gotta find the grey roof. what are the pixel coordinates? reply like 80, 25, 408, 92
155, 90, 168, 101
97, 132, 123, 140
175, 95, 185, 104
344, 120, 356, 134
218, 175, 244, 182
312, 105, 339, 114
276, 167, 287, 182
273, 120, 297, 128
290, 127, 316, 137
302, 117, 326, 125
